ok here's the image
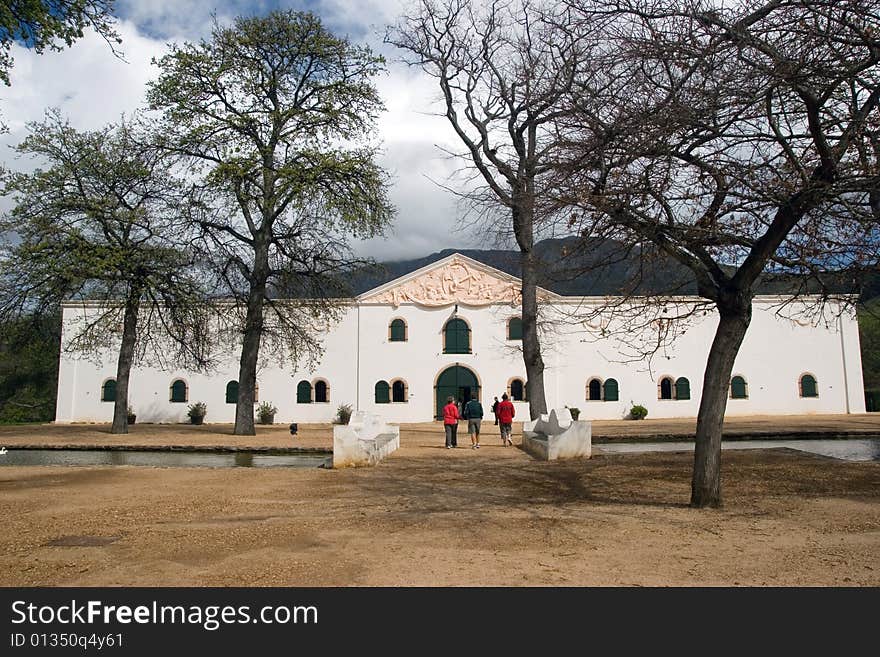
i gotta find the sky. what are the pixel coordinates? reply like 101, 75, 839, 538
0, 0, 493, 261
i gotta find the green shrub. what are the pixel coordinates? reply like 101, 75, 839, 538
256, 401, 277, 424
187, 402, 207, 425
566, 406, 581, 420
335, 403, 353, 425
629, 404, 648, 420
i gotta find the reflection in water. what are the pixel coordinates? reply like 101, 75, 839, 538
599, 439, 880, 461
0, 449, 331, 468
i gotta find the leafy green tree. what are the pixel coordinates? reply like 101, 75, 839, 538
0, 313, 60, 423
0, 111, 211, 433
147, 10, 393, 435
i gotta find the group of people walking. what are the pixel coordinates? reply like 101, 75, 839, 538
442, 393, 516, 449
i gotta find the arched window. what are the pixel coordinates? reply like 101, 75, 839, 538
296, 380, 312, 404
225, 380, 238, 404
443, 318, 471, 354
392, 380, 407, 403
507, 317, 523, 341
169, 379, 188, 403
510, 378, 525, 402
588, 378, 602, 401
675, 377, 691, 400
659, 377, 673, 400
101, 378, 117, 402
603, 378, 619, 402
800, 374, 818, 398
730, 375, 748, 399
314, 380, 329, 403
389, 319, 407, 342
375, 381, 390, 404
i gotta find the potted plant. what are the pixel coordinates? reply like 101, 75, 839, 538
187, 401, 207, 425
629, 404, 648, 420
335, 403, 353, 425
256, 401, 277, 425
566, 406, 580, 421
126, 406, 137, 425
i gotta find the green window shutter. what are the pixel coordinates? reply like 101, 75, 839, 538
170, 380, 187, 403
102, 379, 116, 402
588, 379, 601, 401
801, 375, 817, 398
225, 381, 238, 404
731, 376, 747, 399
603, 378, 619, 402
390, 319, 406, 342
375, 381, 390, 404
444, 318, 471, 354
297, 380, 312, 404
315, 381, 328, 403
675, 377, 691, 400
392, 380, 406, 403
508, 317, 523, 340
660, 378, 672, 399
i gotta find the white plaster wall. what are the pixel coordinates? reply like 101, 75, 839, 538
56, 296, 865, 424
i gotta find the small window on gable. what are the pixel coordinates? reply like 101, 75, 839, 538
587, 378, 602, 401
314, 380, 329, 403
603, 378, 619, 402
170, 379, 188, 403
389, 319, 407, 342
675, 377, 691, 400
800, 374, 818, 398
509, 378, 525, 402
392, 380, 407, 403
730, 376, 748, 399
444, 318, 471, 354
297, 380, 312, 404
101, 379, 117, 402
508, 317, 523, 341
375, 381, 390, 404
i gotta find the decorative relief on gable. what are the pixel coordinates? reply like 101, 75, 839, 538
367, 258, 522, 308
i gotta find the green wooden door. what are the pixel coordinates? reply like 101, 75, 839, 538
435, 366, 479, 419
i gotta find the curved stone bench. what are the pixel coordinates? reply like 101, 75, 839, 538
522, 408, 592, 460
332, 411, 400, 468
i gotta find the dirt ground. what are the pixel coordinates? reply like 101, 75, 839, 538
0, 417, 878, 586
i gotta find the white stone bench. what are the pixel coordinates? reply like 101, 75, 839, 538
332, 411, 400, 468
521, 408, 592, 460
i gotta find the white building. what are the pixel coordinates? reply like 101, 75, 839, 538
54, 253, 866, 424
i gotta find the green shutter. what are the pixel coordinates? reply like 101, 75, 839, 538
170, 380, 187, 402
444, 318, 470, 354
315, 381, 328, 403
508, 317, 523, 340
603, 378, 619, 402
102, 379, 116, 402
225, 381, 238, 404
392, 380, 406, 403
588, 379, 601, 401
375, 381, 390, 404
390, 319, 406, 342
675, 377, 691, 400
801, 375, 817, 398
731, 376, 747, 399
297, 380, 312, 403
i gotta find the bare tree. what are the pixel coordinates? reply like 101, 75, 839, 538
553, 0, 880, 506
147, 11, 393, 435
389, 0, 607, 419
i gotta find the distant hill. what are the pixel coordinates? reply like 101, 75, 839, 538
350, 236, 870, 300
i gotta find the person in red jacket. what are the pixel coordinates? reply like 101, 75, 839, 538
443, 395, 459, 448
497, 393, 516, 446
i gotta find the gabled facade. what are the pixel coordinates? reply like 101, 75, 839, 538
55, 253, 866, 424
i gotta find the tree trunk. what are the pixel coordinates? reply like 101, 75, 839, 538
690, 300, 752, 508
110, 290, 141, 434
521, 248, 547, 420
234, 245, 268, 436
